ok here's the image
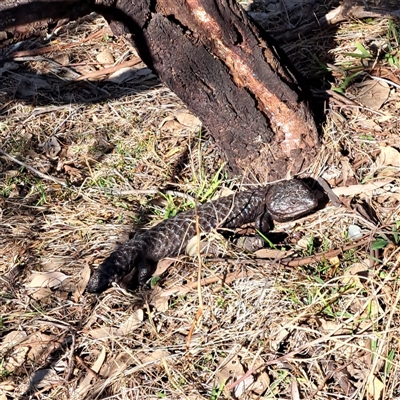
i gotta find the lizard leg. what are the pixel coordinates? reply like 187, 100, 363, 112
255, 211, 273, 234
137, 256, 157, 286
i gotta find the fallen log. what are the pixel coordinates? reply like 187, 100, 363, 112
0, 0, 320, 181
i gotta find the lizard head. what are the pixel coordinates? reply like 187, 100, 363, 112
266, 179, 318, 222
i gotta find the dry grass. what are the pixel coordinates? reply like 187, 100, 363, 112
1, 4, 400, 400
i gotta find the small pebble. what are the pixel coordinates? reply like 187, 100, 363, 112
348, 224, 363, 240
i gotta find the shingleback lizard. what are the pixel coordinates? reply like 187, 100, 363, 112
86, 179, 318, 293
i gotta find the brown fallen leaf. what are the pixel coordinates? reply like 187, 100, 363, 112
355, 79, 389, 110
318, 319, 352, 335
254, 248, 294, 259
215, 355, 245, 388
88, 327, 119, 339
234, 374, 255, 398
27, 271, 69, 289
332, 179, 392, 196
75, 347, 106, 397
374, 146, 400, 168
138, 349, 169, 365
160, 119, 185, 132
251, 371, 270, 395
118, 310, 144, 335
88, 310, 143, 339
367, 375, 384, 400
368, 67, 400, 86
150, 287, 169, 312
153, 258, 177, 277
356, 118, 382, 132
75, 262, 91, 302
0, 331, 27, 351
63, 164, 82, 179
0, 331, 28, 373
96, 49, 114, 65
2, 346, 29, 373
30, 287, 53, 300
342, 262, 369, 288
174, 110, 201, 128
25, 332, 60, 362
41, 257, 66, 271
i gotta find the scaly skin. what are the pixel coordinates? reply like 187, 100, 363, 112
86, 179, 317, 292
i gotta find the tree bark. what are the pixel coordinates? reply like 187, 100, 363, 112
0, 0, 320, 182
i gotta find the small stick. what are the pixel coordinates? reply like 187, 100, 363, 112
162, 238, 370, 295
10, 28, 106, 58
65, 331, 76, 382
0, 148, 68, 187
161, 269, 248, 297
325, 89, 359, 106
279, 238, 371, 267
75, 355, 100, 379
75, 57, 142, 81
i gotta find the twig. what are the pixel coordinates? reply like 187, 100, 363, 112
75, 57, 142, 81
325, 89, 359, 107
65, 331, 76, 382
10, 28, 106, 58
160, 269, 249, 297
162, 238, 370, 294
227, 368, 255, 391
75, 355, 100, 379
317, 176, 341, 207
370, 75, 400, 90
279, 238, 371, 267
0, 148, 68, 187
310, 360, 357, 397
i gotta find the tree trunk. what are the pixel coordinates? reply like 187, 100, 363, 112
0, 0, 320, 182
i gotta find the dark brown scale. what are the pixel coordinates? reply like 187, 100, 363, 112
86, 179, 317, 293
